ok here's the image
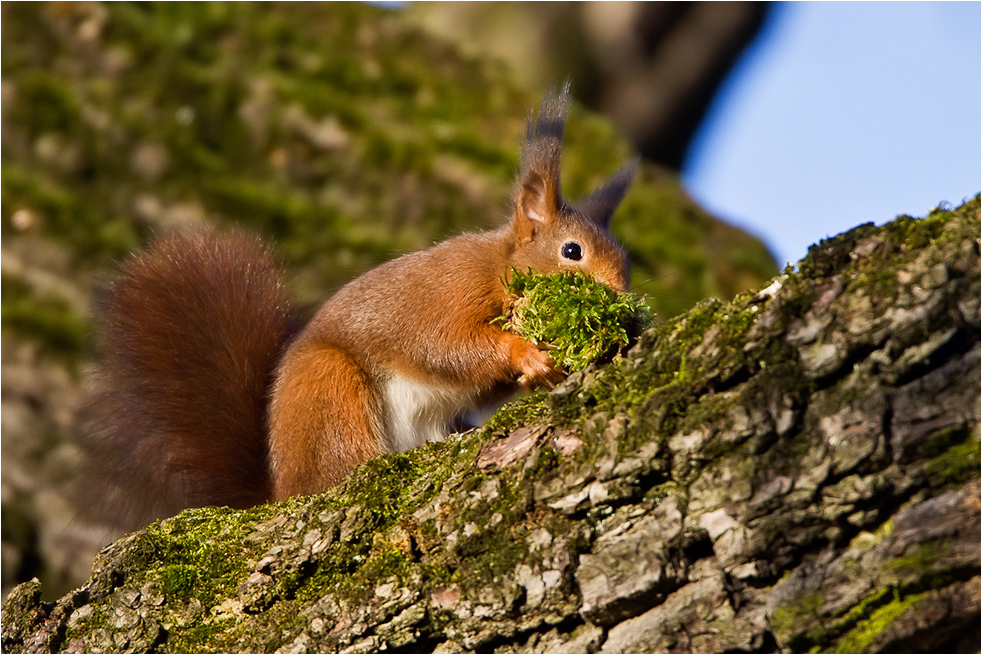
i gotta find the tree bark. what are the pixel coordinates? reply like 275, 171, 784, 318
3, 200, 979, 653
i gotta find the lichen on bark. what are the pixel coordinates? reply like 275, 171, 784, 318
4, 198, 979, 653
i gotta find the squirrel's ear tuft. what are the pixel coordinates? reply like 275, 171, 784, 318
514, 82, 571, 240
575, 157, 639, 229
520, 82, 570, 179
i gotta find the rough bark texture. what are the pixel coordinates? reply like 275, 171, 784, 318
3, 200, 979, 653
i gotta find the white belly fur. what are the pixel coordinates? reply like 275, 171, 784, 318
381, 373, 479, 452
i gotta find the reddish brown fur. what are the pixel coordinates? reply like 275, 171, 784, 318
269, 340, 385, 499
83, 230, 293, 526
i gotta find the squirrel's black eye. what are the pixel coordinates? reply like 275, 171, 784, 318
561, 241, 583, 261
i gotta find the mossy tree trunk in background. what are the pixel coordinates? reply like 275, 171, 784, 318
4, 201, 978, 653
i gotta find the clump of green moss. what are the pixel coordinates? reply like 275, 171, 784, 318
498, 270, 652, 372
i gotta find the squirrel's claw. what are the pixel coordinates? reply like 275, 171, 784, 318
514, 341, 566, 391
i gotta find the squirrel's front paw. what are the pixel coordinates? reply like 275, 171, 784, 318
515, 342, 566, 391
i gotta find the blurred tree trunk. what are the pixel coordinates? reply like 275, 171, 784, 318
410, 2, 772, 169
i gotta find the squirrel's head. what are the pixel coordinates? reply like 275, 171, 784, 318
506, 83, 636, 293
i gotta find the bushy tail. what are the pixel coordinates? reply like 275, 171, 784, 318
81, 230, 296, 528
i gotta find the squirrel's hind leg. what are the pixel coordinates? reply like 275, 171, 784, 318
268, 341, 385, 500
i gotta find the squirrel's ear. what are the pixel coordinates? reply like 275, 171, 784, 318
576, 157, 639, 229
514, 83, 569, 241
514, 170, 560, 240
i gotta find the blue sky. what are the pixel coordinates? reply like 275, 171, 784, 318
683, 2, 981, 266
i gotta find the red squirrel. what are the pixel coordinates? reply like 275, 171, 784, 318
84, 85, 636, 525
